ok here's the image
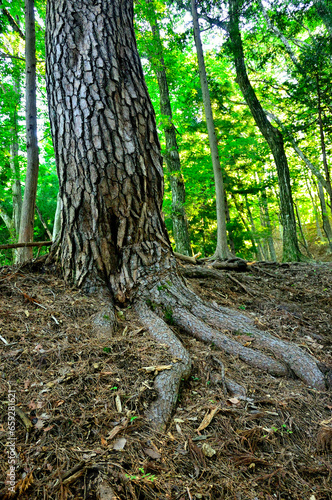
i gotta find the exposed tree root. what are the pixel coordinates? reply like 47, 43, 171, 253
144, 276, 326, 391
134, 301, 191, 430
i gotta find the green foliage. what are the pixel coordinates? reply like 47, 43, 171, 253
0, 0, 331, 266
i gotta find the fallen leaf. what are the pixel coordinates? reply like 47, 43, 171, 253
196, 407, 220, 432
227, 397, 241, 406
43, 425, 54, 432
320, 417, 332, 426
115, 395, 122, 413
113, 438, 127, 450
101, 436, 108, 447
106, 419, 128, 441
201, 443, 216, 457
34, 419, 44, 429
176, 423, 183, 434
143, 448, 161, 459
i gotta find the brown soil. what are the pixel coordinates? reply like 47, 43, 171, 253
0, 260, 331, 500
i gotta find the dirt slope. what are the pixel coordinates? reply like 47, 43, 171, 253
0, 260, 331, 499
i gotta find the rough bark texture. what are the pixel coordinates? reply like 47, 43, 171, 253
17, 0, 39, 263
191, 0, 231, 260
147, 4, 192, 257
46, 0, 173, 301
228, 0, 302, 262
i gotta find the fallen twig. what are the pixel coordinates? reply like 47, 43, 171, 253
0, 241, 52, 250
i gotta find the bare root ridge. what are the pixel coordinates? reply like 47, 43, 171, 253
146, 277, 326, 391
172, 306, 288, 377
134, 300, 191, 429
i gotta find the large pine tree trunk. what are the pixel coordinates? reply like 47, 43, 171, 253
46, 0, 173, 301
228, 0, 302, 262
17, 0, 39, 263
147, 5, 192, 256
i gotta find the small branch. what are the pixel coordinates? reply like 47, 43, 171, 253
174, 251, 197, 265
36, 206, 52, 240
0, 51, 25, 61
0, 241, 52, 250
0, 334, 9, 345
227, 273, 254, 296
2, 8, 25, 40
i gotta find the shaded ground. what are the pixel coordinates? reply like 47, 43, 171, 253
0, 259, 331, 499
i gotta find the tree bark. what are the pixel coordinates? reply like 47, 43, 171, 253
147, 3, 192, 256
228, 0, 302, 262
191, 0, 231, 259
46, 0, 173, 301
17, 0, 39, 263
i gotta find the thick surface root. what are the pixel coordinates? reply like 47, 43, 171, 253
172, 307, 288, 377
134, 301, 191, 429
147, 276, 326, 391
189, 299, 326, 391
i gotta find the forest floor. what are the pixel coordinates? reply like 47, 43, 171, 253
0, 258, 331, 500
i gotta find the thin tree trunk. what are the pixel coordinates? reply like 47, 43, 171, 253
228, 0, 302, 262
318, 181, 332, 249
191, 0, 230, 259
231, 193, 259, 259
147, 5, 192, 256
316, 74, 332, 214
17, 0, 39, 263
294, 203, 312, 258
245, 195, 264, 260
305, 175, 324, 240
261, 189, 277, 261
52, 192, 61, 241
225, 194, 235, 254
10, 77, 22, 237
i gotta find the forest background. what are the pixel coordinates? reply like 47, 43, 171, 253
0, 0, 332, 264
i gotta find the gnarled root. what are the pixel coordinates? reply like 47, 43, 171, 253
134, 301, 191, 430
147, 277, 326, 391
130, 274, 326, 427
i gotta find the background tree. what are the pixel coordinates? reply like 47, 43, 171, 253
17, 0, 40, 263
138, 0, 192, 256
